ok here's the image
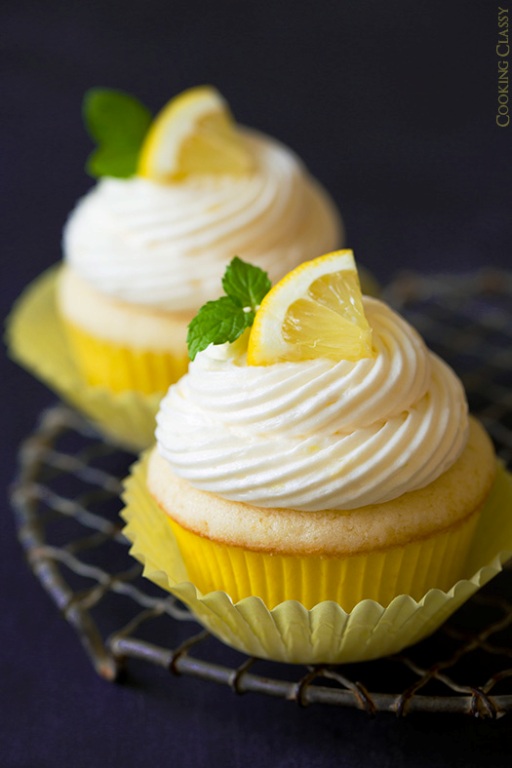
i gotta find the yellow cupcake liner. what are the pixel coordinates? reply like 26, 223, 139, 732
62, 319, 189, 394
121, 453, 512, 664
167, 511, 479, 611
5, 267, 164, 451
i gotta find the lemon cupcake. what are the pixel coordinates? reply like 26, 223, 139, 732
57, 86, 342, 395
146, 251, 497, 612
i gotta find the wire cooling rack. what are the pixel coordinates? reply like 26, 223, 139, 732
10, 268, 512, 718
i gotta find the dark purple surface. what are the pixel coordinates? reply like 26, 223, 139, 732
2, 1, 512, 765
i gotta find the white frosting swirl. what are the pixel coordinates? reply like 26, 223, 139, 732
156, 297, 469, 511
63, 130, 341, 311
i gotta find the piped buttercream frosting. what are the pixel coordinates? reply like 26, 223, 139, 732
63, 130, 341, 311
155, 297, 469, 511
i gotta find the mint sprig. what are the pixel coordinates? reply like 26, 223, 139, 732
83, 88, 152, 178
222, 256, 272, 309
187, 296, 251, 361
187, 257, 272, 360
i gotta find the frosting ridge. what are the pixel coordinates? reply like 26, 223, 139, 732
156, 297, 469, 510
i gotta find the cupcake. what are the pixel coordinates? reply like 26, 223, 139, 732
146, 250, 498, 611
57, 85, 342, 395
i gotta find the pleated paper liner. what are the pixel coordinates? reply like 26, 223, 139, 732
121, 453, 512, 665
166, 508, 479, 610
61, 320, 189, 394
5, 266, 168, 451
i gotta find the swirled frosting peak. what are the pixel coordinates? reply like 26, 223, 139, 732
156, 297, 469, 511
63, 130, 341, 311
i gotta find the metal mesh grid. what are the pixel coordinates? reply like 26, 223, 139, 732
10, 268, 512, 718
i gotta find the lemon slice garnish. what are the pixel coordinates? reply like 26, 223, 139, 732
137, 85, 253, 181
247, 250, 373, 365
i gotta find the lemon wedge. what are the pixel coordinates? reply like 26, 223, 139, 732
137, 85, 253, 181
247, 250, 374, 365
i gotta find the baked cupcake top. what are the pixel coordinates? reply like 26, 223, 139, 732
63, 86, 341, 311
155, 252, 469, 511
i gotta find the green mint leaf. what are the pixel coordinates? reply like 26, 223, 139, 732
222, 256, 272, 310
187, 258, 271, 360
83, 88, 152, 178
85, 146, 140, 179
83, 88, 152, 145
187, 296, 251, 360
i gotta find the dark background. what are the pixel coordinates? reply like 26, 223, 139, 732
2, 1, 512, 766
